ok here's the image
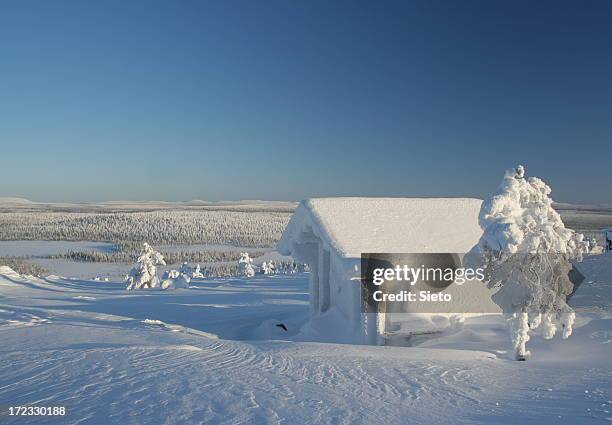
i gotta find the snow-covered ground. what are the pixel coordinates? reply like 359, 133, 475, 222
0, 253, 611, 424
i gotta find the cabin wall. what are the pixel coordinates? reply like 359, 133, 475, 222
301, 241, 372, 344
277, 217, 383, 345
327, 256, 355, 322
319, 245, 331, 313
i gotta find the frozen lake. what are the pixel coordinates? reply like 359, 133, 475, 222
0, 240, 272, 258
0, 240, 289, 279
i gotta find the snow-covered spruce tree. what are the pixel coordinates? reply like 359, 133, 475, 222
192, 264, 204, 278
160, 267, 191, 290
267, 261, 276, 274
261, 261, 274, 275
126, 243, 166, 290
160, 272, 190, 290
237, 252, 255, 277
477, 165, 589, 360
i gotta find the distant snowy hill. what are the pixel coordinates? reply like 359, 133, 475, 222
0, 198, 298, 213
0, 197, 33, 204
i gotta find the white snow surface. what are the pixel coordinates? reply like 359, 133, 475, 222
0, 255, 611, 424
278, 198, 484, 258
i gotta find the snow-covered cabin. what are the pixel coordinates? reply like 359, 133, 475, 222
277, 198, 485, 345
603, 228, 612, 252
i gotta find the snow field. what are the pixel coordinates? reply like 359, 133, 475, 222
0, 260, 610, 424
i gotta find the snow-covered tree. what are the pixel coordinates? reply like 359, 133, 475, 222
237, 252, 255, 277
192, 264, 204, 278
0, 209, 290, 247
160, 267, 191, 290
126, 243, 166, 290
160, 273, 190, 290
267, 261, 276, 274
587, 237, 603, 255
477, 165, 589, 360
261, 261, 274, 275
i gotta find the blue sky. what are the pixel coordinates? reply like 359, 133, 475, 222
1, 0, 611, 203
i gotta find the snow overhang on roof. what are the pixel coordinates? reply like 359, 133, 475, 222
277, 197, 484, 260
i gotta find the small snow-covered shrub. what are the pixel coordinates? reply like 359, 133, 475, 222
175, 262, 205, 278
260, 261, 308, 275
477, 165, 589, 360
260, 261, 274, 275
160, 267, 191, 290
126, 243, 166, 290
160, 273, 190, 290
588, 237, 603, 255
191, 264, 204, 278
237, 252, 255, 277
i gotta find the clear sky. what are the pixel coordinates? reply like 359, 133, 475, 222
1, 0, 611, 204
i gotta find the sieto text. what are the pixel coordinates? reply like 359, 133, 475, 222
372, 290, 452, 303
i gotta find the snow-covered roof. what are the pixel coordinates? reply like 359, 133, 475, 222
277, 198, 484, 259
